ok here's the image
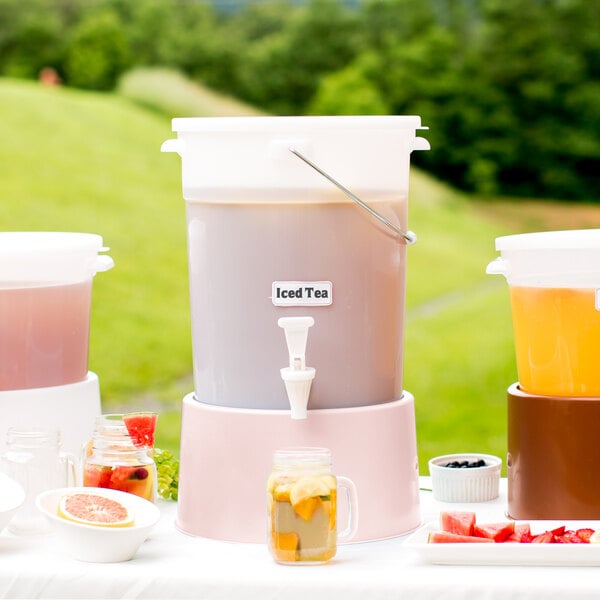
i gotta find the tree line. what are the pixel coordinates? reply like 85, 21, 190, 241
1, 0, 598, 201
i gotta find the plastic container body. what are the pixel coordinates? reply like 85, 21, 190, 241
0, 373, 101, 458
487, 229, 600, 397
163, 116, 428, 410
0, 232, 113, 391
507, 383, 600, 519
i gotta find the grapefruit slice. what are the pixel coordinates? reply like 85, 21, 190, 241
58, 493, 135, 528
123, 412, 158, 448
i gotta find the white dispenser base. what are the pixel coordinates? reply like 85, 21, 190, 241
0, 372, 102, 456
177, 392, 421, 543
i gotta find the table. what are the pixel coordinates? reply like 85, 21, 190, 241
2, 478, 600, 599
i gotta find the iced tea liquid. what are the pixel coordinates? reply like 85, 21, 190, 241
186, 189, 408, 409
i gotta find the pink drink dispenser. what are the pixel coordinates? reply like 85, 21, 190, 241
162, 116, 429, 542
0, 232, 113, 456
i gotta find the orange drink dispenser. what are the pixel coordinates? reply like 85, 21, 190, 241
487, 229, 600, 518
163, 116, 429, 542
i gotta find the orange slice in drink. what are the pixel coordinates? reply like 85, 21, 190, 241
292, 496, 320, 521
273, 482, 293, 502
272, 532, 299, 562
290, 476, 331, 507
58, 493, 135, 528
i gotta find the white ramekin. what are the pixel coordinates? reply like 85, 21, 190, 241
428, 453, 502, 502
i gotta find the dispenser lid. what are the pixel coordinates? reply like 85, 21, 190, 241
171, 115, 427, 133
0, 232, 114, 284
495, 229, 600, 251
163, 115, 430, 196
488, 229, 600, 287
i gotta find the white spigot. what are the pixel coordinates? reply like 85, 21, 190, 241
278, 316, 316, 420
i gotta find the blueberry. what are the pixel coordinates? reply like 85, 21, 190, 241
443, 458, 487, 468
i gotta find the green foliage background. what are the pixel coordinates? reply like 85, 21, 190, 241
5, 72, 599, 468
0, 0, 598, 201
0, 0, 599, 467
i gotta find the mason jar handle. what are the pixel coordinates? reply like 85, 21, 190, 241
336, 475, 359, 542
60, 452, 78, 487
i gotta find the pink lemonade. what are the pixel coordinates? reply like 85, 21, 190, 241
0, 280, 92, 390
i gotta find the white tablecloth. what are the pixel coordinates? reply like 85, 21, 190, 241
2, 478, 600, 599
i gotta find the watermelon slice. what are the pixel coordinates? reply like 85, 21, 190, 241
428, 531, 493, 543
440, 511, 476, 536
473, 521, 515, 542
123, 412, 158, 448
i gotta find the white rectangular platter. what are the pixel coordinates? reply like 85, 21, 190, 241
405, 521, 600, 566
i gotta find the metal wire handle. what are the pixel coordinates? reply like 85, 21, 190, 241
289, 147, 417, 245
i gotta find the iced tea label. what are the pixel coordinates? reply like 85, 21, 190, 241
272, 281, 332, 306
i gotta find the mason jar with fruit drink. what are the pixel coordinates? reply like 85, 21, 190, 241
83, 414, 156, 502
267, 447, 358, 564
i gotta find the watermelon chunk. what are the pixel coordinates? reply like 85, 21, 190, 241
506, 522, 531, 542
576, 528, 595, 543
440, 511, 476, 536
428, 531, 494, 543
474, 521, 515, 542
123, 412, 158, 448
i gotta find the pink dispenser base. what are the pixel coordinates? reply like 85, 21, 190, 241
177, 392, 421, 543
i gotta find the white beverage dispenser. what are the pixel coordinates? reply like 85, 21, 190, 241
162, 116, 429, 542
0, 232, 113, 456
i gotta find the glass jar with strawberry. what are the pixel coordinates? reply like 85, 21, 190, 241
83, 414, 156, 502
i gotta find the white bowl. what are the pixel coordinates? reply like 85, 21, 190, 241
0, 473, 26, 532
428, 453, 502, 502
36, 487, 160, 562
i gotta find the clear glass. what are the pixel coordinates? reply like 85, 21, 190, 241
83, 414, 156, 502
1, 428, 76, 534
267, 447, 339, 564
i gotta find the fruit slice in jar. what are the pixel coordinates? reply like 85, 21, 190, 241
289, 476, 332, 521
293, 496, 320, 521
272, 531, 299, 562
112, 466, 154, 501
123, 412, 158, 449
58, 493, 134, 527
83, 465, 113, 488
290, 476, 331, 505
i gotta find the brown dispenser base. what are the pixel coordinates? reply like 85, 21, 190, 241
507, 383, 600, 520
